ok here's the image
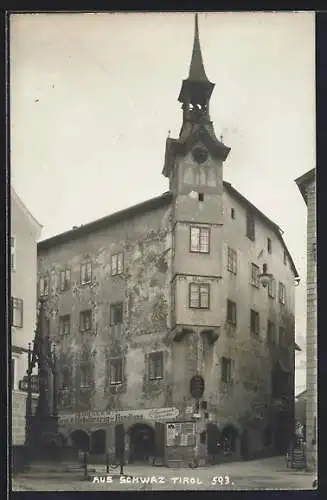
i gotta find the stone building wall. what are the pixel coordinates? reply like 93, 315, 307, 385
305, 177, 317, 470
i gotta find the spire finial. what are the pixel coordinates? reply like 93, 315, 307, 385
188, 12, 209, 82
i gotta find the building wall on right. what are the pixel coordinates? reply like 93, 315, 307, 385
295, 168, 317, 471
306, 175, 317, 470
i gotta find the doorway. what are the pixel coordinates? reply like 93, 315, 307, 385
128, 424, 155, 463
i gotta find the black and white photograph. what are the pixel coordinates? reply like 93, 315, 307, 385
9, 11, 317, 491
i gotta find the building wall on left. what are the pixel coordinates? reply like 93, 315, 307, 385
11, 187, 42, 446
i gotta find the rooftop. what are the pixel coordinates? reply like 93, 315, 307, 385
37, 183, 299, 277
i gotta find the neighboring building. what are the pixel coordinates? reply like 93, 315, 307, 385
37, 15, 299, 465
295, 168, 317, 471
11, 187, 42, 464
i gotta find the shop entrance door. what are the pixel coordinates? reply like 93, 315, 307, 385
128, 424, 155, 463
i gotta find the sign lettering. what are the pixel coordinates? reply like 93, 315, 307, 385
58, 407, 180, 426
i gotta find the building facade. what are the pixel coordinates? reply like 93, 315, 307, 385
295, 168, 317, 471
37, 16, 298, 465
11, 187, 42, 460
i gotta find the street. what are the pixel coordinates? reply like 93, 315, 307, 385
12, 456, 316, 491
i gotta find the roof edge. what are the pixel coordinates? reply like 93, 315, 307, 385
223, 181, 299, 277
38, 191, 173, 251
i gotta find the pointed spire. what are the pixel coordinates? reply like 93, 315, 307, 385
178, 13, 214, 108
188, 13, 209, 82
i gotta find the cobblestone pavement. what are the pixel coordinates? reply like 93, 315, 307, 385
12, 456, 317, 492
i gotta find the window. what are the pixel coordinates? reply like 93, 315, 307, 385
278, 282, 286, 304
246, 212, 255, 241
80, 310, 92, 332
250, 263, 260, 287
39, 276, 49, 297
200, 431, 207, 444
190, 226, 210, 253
80, 365, 91, 387
149, 352, 164, 380
109, 358, 123, 385
267, 238, 272, 254
268, 277, 276, 299
11, 236, 16, 271
111, 253, 124, 276
267, 320, 276, 344
59, 315, 71, 336
110, 302, 123, 325
189, 283, 210, 309
227, 300, 237, 326
80, 262, 92, 284
221, 357, 233, 383
283, 251, 287, 266
62, 368, 70, 389
227, 248, 237, 274
60, 268, 71, 291
279, 327, 286, 348
11, 297, 23, 328
198, 193, 204, 202
250, 309, 260, 336
231, 208, 235, 219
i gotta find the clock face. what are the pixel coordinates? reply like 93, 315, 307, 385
192, 147, 208, 164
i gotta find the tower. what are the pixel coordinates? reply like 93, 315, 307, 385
162, 14, 230, 404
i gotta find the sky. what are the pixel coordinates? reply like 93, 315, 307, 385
10, 12, 315, 395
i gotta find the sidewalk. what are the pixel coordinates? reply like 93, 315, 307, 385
12, 455, 317, 492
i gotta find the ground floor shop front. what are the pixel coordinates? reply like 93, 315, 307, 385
57, 404, 292, 467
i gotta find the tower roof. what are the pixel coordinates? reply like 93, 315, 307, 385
188, 13, 210, 82
178, 13, 214, 105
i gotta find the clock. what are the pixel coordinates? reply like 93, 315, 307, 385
192, 147, 208, 164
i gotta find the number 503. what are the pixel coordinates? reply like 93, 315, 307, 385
211, 476, 230, 485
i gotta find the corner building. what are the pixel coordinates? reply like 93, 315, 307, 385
37, 15, 298, 466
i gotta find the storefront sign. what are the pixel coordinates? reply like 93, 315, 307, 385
58, 407, 180, 426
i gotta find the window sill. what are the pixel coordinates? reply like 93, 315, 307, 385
109, 382, 123, 386
149, 377, 163, 381
80, 281, 92, 286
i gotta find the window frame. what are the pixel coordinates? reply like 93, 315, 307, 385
80, 364, 91, 388
250, 263, 260, 288
39, 275, 49, 297
279, 326, 286, 348
110, 302, 123, 326
111, 252, 124, 276
221, 357, 233, 383
61, 367, 70, 390
11, 297, 23, 328
227, 247, 237, 274
267, 320, 276, 344
109, 358, 123, 385
189, 226, 210, 254
226, 299, 237, 326
148, 351, 164, 380
246, 212, 255, 241
268, 277, 276, 299
11, 236, 16, 271
278, 282, 286, 304
250, 309, 260, 336
60, 268, 71, 291
79, 309, 92, 332
80, 262, 92, 285
189, 282, 210, 309
59, 314, 71, 336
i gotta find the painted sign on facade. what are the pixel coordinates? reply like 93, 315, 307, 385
58, 407, 180, 426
